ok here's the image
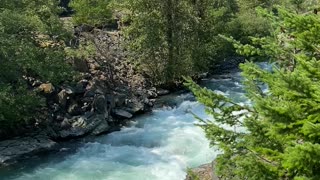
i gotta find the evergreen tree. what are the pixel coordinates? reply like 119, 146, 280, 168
191, 0, 239, 72
186, 7, 320, 180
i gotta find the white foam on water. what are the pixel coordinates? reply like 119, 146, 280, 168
12, 100, 217, 180
7, 66, 268, 180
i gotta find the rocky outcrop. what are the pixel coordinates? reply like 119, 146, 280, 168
58, 114, 109, 138
0, 134, 57, 166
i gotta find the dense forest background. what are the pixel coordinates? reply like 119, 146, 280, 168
1, 0, 320, 179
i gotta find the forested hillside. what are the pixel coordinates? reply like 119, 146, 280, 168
1, 0, 320, 179
0, 0, 279, 138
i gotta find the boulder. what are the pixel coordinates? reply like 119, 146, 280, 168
147, 87, 158, 98
84, 90, 95, 97
114, 93, 126, 107
135, 88, 146, 97
64, 86, 75, 95
60, 118, 71, 129
39, 83, 55, 94
106, 94, 116, 110
57, 90, 67, 108
113, 109, 133, 119
93, 95, 107, 115
144, 98, 156, 107
67, 101, 82, 116
90, 118, 109, 136
58, 114, 109, 139
125, 98, 145, 114
74, 83, 86, 94
58, 127, 85, 139
62, 84, 85, 95
0, 135, 57, 166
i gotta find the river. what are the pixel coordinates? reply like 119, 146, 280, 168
1, 65, 259, 180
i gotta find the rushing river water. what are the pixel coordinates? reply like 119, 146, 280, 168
1, 66, 259, 180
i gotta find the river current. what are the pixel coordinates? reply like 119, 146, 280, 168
1, 64, 266, 180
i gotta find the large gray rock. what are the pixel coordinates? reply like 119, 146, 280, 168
147, 87, 158, 98
0, 135, 57, 166
58, 114, 109, 139
91, 118, 109, 136
114, 93, 126, 107
93, 95, 107, 115
113, 109, 133, 119
125, 98, 144, 114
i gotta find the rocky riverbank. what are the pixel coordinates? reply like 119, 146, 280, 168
0, 17, 244, 167
0, 22, 171, 166
0, 86, 169, 166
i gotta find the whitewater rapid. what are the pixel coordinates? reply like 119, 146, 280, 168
2, 69, 249, 180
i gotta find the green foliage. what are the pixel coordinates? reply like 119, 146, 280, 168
74, 0, 279, 85
190, 0, 239, 72
69, 0, 113, 26
0, 0, 72, 130
186, 7, 320, 180
186, 168, 200, 180
0, 84, 44, 128
122, 0, 195, 84
123, 0, 242, 85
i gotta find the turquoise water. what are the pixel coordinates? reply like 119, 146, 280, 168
1, 68, 249, 180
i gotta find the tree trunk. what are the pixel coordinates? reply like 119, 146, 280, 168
165, 0, 174, 82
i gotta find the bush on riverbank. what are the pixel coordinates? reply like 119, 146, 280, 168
0, 0, 73, 133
